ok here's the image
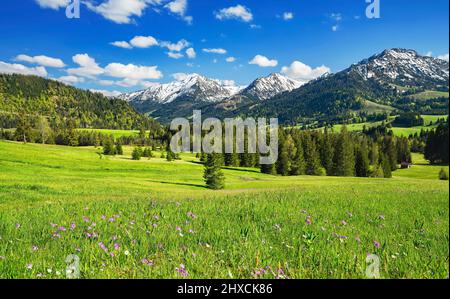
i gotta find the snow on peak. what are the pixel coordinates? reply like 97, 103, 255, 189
241, 73, 302, 100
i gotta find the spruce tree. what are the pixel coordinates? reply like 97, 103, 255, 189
381, 154, 392, 178
320, 128, 334, 175
355, 142, 370, 177
333, 126, 355, 177
304, 135, 322, 175
204, 154, 225, 190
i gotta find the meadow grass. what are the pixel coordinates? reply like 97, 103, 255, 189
0, 140, 448, 279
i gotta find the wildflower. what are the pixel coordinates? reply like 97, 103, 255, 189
379, 215, 385, 220
142, 259, 154, 266
52, 232, 61, 239
32, 246, 39, 252
15, 223, 21, 230
56, 271, 61, 276
152, 223, 158, 228
373, 241, 381, 249
50, 223, 57, 228
124, 250, 130, 256
189, 229, 195, 234
300, 209, 307, 214
153, 215, 160, 221
341, 220, 348, 226
114, 243, 120, 251
355, 236, 361, 243
176, 226, 182, 232
58, 226, 66, 232
176, 264, 188, 277
109, 218, 115, 223
347, 212, 353, 218
305, 217, 312, 225
101, 215, 106, 220
273, 224, 281, 230
26, 263, 33, 270
82, 216, 90, 223
70, 223, 76, 230
98, 242, 108, 253
47, 268, 52, 274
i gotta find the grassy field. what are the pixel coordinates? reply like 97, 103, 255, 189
329, 115, 448, 137
0, 140, 448, 279
76, 129, 145, 139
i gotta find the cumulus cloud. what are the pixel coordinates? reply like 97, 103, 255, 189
226, 57, 236, 63
35, 0, 70, 10
281, 60, 330, 84
249, 55, 278, 67
104, 63, 163, 80
160, 39, 190, 52
437, 53, 449, 62
186, 48, 196, 59
90, 89, 122, 98
283, 12, 294, 21
165, 0, 193, 24
67, 54, 104, 78
0, 61, 47, 77
203, 48, 227, 55
16, 54, 65, 68
57, 75, 85, 85
130, 36, 159, 48
215, 5, 253, 22
110, 41, 133, 49
85, 0, 150, 24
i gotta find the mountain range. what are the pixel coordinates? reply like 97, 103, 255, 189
121, 48, 449, 124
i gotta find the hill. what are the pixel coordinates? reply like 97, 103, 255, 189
0, 74, 160, 130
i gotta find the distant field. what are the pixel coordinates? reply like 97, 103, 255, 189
76, 129, 144, 138
408, 91, 449, 100
329, 115, 448, 137
0, 140, 448, 279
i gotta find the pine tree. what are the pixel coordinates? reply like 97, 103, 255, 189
381, 154, 392, 178
355, 142, 370, 177
115, 143, 123, 155
103, 139, 116, 155
132, 147, 143, 160
204, 154, 225, 190
290, 134, 306, 175
304, 135, 322, 175
333, 126, 355, 176
320, 128, 334, 175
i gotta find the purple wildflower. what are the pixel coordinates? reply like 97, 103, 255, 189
176, 264, 189, 277
373, 241, 381, 249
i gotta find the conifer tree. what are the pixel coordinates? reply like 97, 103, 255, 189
204, 153, 225, 190
333, 126, 355, 176
355, 142, 370, 177
304, 135, 322, 175
381, 154, 392, 178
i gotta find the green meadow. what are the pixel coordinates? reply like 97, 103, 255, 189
0, 140, 448, 279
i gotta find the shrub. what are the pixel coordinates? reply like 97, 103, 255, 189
439, 168, 449, 181
132, 147, 143, 161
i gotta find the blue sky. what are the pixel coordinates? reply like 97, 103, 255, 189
0, 0, 448, 96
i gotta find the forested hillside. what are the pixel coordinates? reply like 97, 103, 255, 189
0, 74, 159, 130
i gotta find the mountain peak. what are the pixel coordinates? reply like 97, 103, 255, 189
240, 73, 302, 100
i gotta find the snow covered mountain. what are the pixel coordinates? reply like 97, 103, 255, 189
120, 73, 243, 104
240, 73, 302, 100
350, 48, 449, 87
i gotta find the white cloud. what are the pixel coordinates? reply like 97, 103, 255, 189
215, 5, 253, 22
90, 89, 122, 98
186, 48, 196, 59
437, 53, 449, 62
130, 36, 159, 48
167, 52, 184, 59
98, 79, 115, 86
226, 57, 236, 63
283, 12, 294, 21
249, 55, 278, 67
57, 75, 84, 85
172, 72, 190, 81
85, 0, 150, 24
104, 63, 163, 80
250, 24, 261, 29
67, 54, 104, 78
165, 0, 193, 24
203, 48, 227, 55
16, 54, 65, 68
35, 0, 69, 10
0, 61, 47, 77
110, 41, 133, 49
160, 39, 190, 52
425, 51, 433, 57
281, 60, 330, 84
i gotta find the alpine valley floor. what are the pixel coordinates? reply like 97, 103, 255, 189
0, 141, 448, 278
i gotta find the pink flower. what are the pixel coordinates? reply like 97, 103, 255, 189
341, 220, 348, 226
70, 223, 76, 230
142, 259, 154, 266
26, 263, 33, 270
176, 264, 188, 277
176, 226, 182, 232
305, 217, 312, 225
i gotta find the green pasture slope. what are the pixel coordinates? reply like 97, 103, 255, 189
0, 140, 448, 279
